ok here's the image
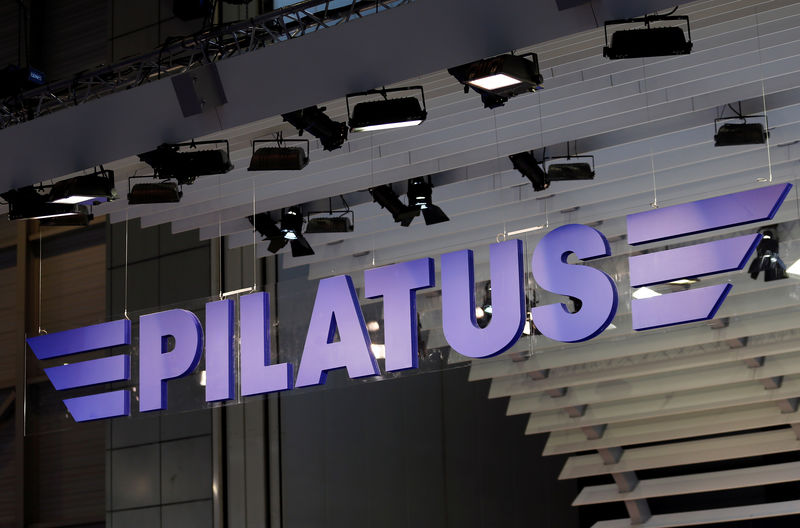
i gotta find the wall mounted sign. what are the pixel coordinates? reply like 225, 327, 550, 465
27, 183, 792, 422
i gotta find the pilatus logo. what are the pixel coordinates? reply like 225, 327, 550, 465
27, 183, 792, 422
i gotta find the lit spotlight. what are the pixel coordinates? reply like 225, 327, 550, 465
449, 53, 543, 109
603, 14, 693, 60
49, 168, 117, 204
249, 138, 309, 171
281, 207, 314, 257
748, 227, 787, 282
633, 287, 661, 299
347, 86, 427, 132
369, 185, 419, 226
510, 151, 549, 191
2, 186, 92, 224
138, 140, 233, 184
407, 177, 449, 226
282, 106, 348, 151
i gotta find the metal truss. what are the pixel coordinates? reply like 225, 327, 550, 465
0, 0, 413, 130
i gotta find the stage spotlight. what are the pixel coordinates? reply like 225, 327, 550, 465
127, 180, 182, 205
407, 177, 449, 225
305, 216, 354, 234
510, 151, 549, 191
281, 207, 314, 257
603, 14, 693, 59
249, 138, 309, 171
282, 106, 348, 151
714, 120, 767, 146
449, 53, 543, 109
347, 86, 427, 132
138, 140, 233, 184
369, 185, 419, 226
247, 213, 289, 254
2, 186, 90, 223
546, 155, 595, 181
49, 168, 118, 204
748, 227, 787, 282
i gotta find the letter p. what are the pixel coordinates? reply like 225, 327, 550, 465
139, 309, 203, 412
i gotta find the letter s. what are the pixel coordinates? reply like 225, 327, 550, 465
531, 224, 617, 342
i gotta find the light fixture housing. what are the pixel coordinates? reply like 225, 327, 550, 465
49, 169, 118, 204
2, 186, 90, 222
248, 213, 288, 254
603, 14, 693, 60
449, 53, 543, 109
748, 227, 787, 282
407, 177, 449, 226
369, 185, 419, 226
347, 86, 427, 132
305, 216, 354, 234
546, 155, 596, 181
248, 138, 309, 171
509, 151, 550, 192
138, 140, 233, 185
282, 106, 348, 151
714, 117, 768, 146
127, 179, 183, 205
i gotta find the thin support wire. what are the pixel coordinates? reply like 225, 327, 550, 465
252, 178, 257, 291
762, 80, 774, 183
38, 229, 45, 335
124, 211, 129, 319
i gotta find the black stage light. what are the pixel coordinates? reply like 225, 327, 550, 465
603, 14, 693, 60
546, 155, 596, 181
248, 213, 288, 253
407, 177, 449, 225
347, 86, 427, 132
127, 181, 182, 205
49, 168, 118, 204
2, 186, 89, 222
249, 138, 309, 171
280, 207, 315, 257
369, 185, 419, 226
449, 53, 543, 109
305, 216, 354, 234
749, 227, 787, 282
714, 120, 768, 146
138, 140, 233, 185
282, 106, 348, 151
510, 151, 550, 192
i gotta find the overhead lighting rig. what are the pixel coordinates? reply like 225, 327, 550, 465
714, 104, 768, 146
509, 151, 550, 192
603, 12, 693, 59
138, 140, 233, 185
449, 53, 543, 109
248, 207, 315, 257
49, 168, 118, 205
347, 86, 427, 132
2, 186, 92, 225
546, 147, 595, 181
749, 226, 787, 282
282, 106, 348, 151
249, 137, 309, 171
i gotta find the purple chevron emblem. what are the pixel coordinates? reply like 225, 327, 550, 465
27, 320, 131, 422
627, 183, 791, 330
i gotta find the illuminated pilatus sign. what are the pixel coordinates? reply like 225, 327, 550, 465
27, 183, 792, 422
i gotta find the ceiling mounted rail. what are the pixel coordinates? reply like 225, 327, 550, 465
0, 0, 413, 130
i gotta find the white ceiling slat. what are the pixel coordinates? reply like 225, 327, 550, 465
546, 400, 800, 456
575, 460, 800, 506
559, 428, 800, 479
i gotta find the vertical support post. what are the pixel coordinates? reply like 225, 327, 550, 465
14, 220, 28, 528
